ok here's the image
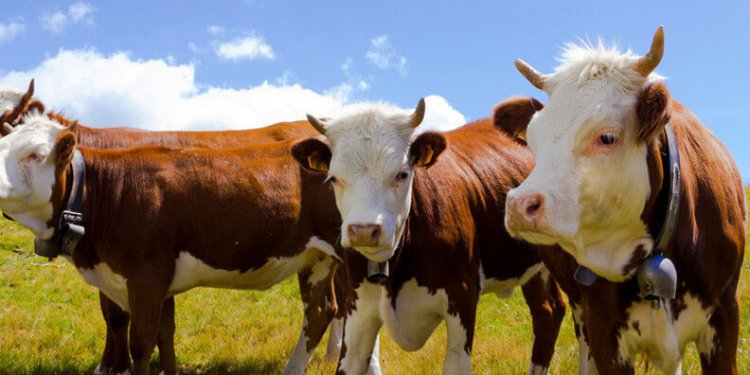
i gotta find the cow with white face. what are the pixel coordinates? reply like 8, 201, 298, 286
294, 99, 567, 374
502, 27, 745, 373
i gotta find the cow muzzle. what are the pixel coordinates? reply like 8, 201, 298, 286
347, 223, 383, 248
506, 193, 549, 234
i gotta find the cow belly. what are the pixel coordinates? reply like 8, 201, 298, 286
77, 262, 130, 312
616, 293, 712, 372
380, 278, 447, 351
480, 262, 543, 297
168, 250, 312, 294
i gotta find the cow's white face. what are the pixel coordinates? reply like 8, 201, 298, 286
0, 114, 74, 238
293, 100, 446, 262
506, 29, 666, 281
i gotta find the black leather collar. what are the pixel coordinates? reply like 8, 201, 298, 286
33, 149, 86, 259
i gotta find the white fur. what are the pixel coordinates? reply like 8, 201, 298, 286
480, 262, 543, 298
615, 293, 713, 373
325, 318, 344, 361
507, 38, 663, 281
318, 103, 419, 262
0, 87, 25, 113
338, 281, 384, 375
78, 262, 130, 311
284, 303, 311, 375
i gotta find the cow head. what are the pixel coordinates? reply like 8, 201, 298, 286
0, 113, 76, 238
0, 80, 46, 135
504, 27, 669, 281
292, 99, 447, 262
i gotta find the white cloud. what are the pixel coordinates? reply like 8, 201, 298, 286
0, 49, 465, 134
207, 25, 225, 36
341, 57, 353, 76
418, 95, 467, 132
365, 35, 407, 76
41, 1, 95, 34
215, 35, 275, 61
0, 21, 25, 44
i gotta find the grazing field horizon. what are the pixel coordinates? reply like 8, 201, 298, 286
0, 190, 748, 374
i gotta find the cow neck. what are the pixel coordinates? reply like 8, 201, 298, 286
574, 123, 681, 286
33, 149, 86, 259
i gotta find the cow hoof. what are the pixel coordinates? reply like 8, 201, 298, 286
93, 364, 107, 375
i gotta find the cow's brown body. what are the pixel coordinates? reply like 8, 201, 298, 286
330, 118, 565, 374
497, 88, 746, 373
49, 138, 342, 375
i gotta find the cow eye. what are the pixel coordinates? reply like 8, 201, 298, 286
395, 171, 409, 182
598, 133, 619, 145
25, 152, 43, 162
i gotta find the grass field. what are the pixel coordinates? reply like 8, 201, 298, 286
0, 191, 748, 374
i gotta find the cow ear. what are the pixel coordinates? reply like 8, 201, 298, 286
292, 138, 332, 173
493, 96, 544, 145
409, 132, 447, 168
637, 82, 671, 143
53, 130, 77, 166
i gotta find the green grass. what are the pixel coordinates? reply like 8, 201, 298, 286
1, 190, 749, 374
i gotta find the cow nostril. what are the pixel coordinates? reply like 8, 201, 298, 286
526, 201, 541, 216
371, 226, 381, 241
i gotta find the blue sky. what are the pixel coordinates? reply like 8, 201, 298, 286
0, 1, 748, 181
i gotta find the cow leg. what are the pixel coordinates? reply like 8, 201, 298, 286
442, 308, 475, 375
284, 260, 337, 375
520, 271, 566, 374
156, 297, 177, 375
584, 306, 634, 375
698, 288, 740, 374
570, 303, 598, 375
97, 292, 132, 375
337, 282, 382, 375
128, 280, 168, 375
325, 318, 344, 361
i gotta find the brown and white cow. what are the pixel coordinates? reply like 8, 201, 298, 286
292, 99, 566, 374
0, 112, 346, 375
501, 27, 746, 373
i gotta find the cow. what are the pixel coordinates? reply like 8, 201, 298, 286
0, 92, 344, 375
501, 27, 746, 373
292, 99, 566, 374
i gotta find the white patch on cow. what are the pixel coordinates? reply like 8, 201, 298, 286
675, 293, 715, 358
78, 262, 130, 311
506, 38, 665, 282
380, 278, 446, 351
571, 305, 598, 375
0, 87, 25, 112
284, 303, 311, 375
368, 334, 382, 375
443, 312, 472, 374
317, 102, 422, 262
339, 281, 384, 375
169, 250, 318, 293
324, 317, 344, 361
93, 364, 105, 375
480, 262, 543, 298
527, 363, 548, 375
617, 293, 712, 373
307, 255, 334, 287
305, 235, 340, 261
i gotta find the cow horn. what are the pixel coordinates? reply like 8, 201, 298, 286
410, 98, 426, 128
307, 114, 327, 135
2, 122, 14, 134
631, 26, 665, 77
23, 79, 35, 101
515, 59, 547, 90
